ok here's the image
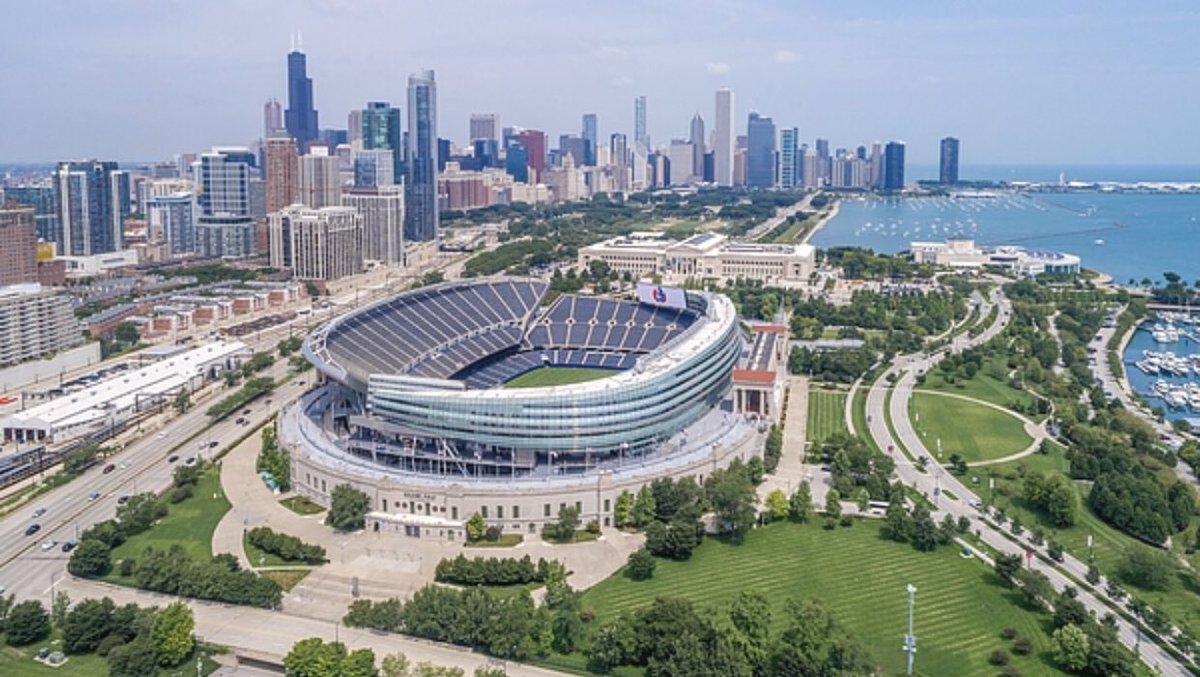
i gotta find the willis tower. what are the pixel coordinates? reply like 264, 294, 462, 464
285, 35, 319, 150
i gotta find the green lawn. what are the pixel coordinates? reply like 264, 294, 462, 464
910, 393, 1033, 464
918, 358, 1036, 411
279, 495, 325, 516
110, 465, 231, 565
503, 367, 617, 389
579, 520, 1061, 677
850, 385, 882, 455
0, 632, 220, 676
806, 388, 848, 443
983, 443, 1200, 638
262, 568, 311, 592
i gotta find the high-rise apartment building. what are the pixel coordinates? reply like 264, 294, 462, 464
633, 96, 648, 151
3, 186, 57, 242
780, 128, 799, 189
0, 285, 82, 368
53, 160, 123, 256
470, 113, 498, 142
505, 143, 529, 184
347, 110, 363, 147
558, 135, 588, 167
263, 98, 283, 138
285, 46, 319, 149
746, 113, 777, 188
668, 141, 695, 185
300, 150, 342, 208
869, 142, 883, 189
405, 70, 438, 242
265, 137, 299, 212
516, 129, 547, 183
581, 113, 598, 166
0, 202, 38, 286
353, 150, 395, 188
689, 113, 706, 180
196, 148, 255, 258
883, 141, 906, 192
362, 101, 403, 180
939, 137, 960, 185
714, 89, 735, 186
610, 133, 629, 191
145, 193, 196, 255
342, 185, 404, 265
268, 205, 363, 281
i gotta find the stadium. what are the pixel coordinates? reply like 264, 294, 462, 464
282, 278, 765, 538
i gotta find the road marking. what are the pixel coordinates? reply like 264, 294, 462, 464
42, 574, 64, 595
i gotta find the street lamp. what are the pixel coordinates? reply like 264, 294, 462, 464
903, 583, 918, 676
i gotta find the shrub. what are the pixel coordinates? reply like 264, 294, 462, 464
839, 514, 854, 527
626, 549, 656, 581
989, 649, 1010, 666
1000, 627, 1018, 640
484, 525, 502, 542
1012, 637, 1032, 655
434, 555, 556, 586
246, 526, 326, 564
586, 519, 601, 535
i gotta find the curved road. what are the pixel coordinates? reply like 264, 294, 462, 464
864, 285, 1189, 676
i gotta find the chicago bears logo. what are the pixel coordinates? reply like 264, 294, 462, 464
652, 286, 667, 303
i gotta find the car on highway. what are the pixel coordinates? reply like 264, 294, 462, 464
235, 417, 247, 425
208, 441, 219, 448
31, 507, 46, 518
157, 432, 167, 439
185, 457, 196, 465
116, 495, 129, 505
242, 409, 251, 415
40, 540, 57, 551
24, 524, 40, 536
103, 463, 116, 474
88, 492, 100, 502
61, 540, 77, 553
168, 455, 179, 463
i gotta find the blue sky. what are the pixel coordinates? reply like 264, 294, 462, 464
1, 1, 1197, 166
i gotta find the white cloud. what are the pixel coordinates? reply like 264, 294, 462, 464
610, 76, 634, 87
706, 62, 731, 76
774, 49, 800, 64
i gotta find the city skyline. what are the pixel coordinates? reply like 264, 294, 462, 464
1, 2, 1198, 167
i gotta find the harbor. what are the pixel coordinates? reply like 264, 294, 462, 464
1125, 312, 1200, 420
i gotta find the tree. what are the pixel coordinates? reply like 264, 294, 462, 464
328, 484, 371, 532
1015, 569, 1054, 611
151, 602, 194, 667
5, 600, 50, 646
465, 513, 486, 542
626, 548, 656, 581
381, 653, 411, 677
854, 488, 870, 513
789, 482, 812, 522
729, 590, 771, 669
107, 637, 159, 677
746, 455, 765, 484
882, 501, 911, 543
68, 538, 113, 577
173, 390, 191, 414
114, 321, 140, 344
1052, 624, 1090, 672
283, 637, 348, 677
707, 464, 757, 541
764, 489, 789, 522
1116, 546, 1174, 591
994, 552, 1023, 586
1052, 594, 1090, 630
51, 590, 71, 627
823, 489, 842, 519
632, 486, 657, 528
62, 597, 117, 654
341, 648, 378, 677
910, 506, 939, 552
554, 505, 581, 542
614, 490, 634, 528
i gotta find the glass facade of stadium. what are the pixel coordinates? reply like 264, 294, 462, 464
364, 310, 740, 459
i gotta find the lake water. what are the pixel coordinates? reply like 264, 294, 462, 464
811, 191, 1200, 284
1122, 324, 1200, 425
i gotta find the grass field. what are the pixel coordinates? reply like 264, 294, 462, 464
806, 388, 848, 443
279, 495, 324, 516
578, 520, 1061, 676
503, 367, 616, 389
983, 443, 1200, 638
0, 632, 220, 676
110, 465, 230, 565
262, 568, 311, 591
910, 393, 1033, 464
918, 358, 1036, 411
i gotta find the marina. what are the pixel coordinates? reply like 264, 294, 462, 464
1124, 313, 1200, 420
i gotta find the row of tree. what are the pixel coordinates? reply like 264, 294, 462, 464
256, 426, 291, 491
787, 346, 875, 383
246, 526, 326, 564
433, 554, 561, 587
0, 593, 196, 675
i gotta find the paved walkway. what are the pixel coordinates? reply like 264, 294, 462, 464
212, 424, 643, 624
908, 389, 1049, 467
758, 375, 829, 504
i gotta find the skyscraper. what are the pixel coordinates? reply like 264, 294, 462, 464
869, 142, 883, 189
668, 140, 695, 186
347, 110, 363, 147
714, 89, 735, 186
362, 101, 403, 180
145, 193, 196, 256
883, 141, 906, 192
633, 96, 648, 151
264, 98, 283, 138
689, 113, 706, 180
3, 186, 57, 242
268, 205, 363, 281
343, 185, 404, 265
265, 137, 299, 212
505, 142, 529, 183
285, 45, 319, 149
746, 113, 778, 188
780, 128, 799, 189
353, 150, 395, 188
53, 160, 122, 256
610, 133, 629, 191
405, 70, 438, 242
516, 129, 547, 182
581, 113, 598, 166
196, 148, 256, 258
299, 150, 342, 208
939, 137, 960, 185
470, 113, 498, 142
0, 201, 38, 286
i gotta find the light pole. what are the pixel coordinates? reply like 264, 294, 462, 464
903, 583, 917, 677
